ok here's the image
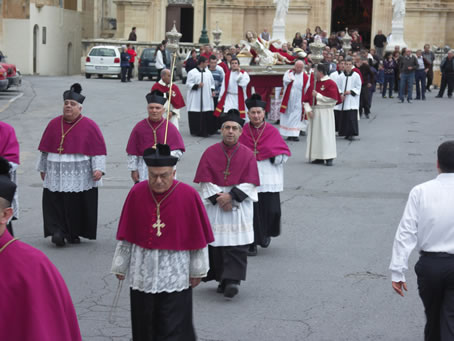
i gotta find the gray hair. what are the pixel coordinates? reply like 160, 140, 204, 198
220, 121, 242, 130
449, 49, 454, 54
160, 68, 170, 77
344, 56, 353, 62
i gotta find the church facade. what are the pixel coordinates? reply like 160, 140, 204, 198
114, 0, 454, 48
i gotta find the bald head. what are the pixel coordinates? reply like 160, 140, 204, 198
294, 60, 304, 73
161, 69, 171, 84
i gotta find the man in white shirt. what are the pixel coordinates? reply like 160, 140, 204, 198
390, 140, 454, 340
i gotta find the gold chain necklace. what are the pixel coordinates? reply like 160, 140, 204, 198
146, 118, 165, 149
248, 122, 266, 156
149, 182, 180, 237
0, 237, 18, 254
58, 115, 84, 154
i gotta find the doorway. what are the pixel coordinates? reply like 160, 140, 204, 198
331, 0, 373, 48
166, 5, 194, 43
67, 42, 73, 75
33, 24, 39, 74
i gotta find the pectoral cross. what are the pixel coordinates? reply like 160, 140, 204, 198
58, 136, 65, 154
223, 169, 230, 181
253, 145, 259, 155
152, 131, 157, 149
153, 217, 165, 237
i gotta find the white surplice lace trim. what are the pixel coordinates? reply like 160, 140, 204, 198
37, 152, 106, 192
8, 163, 19, 219
111, 240, 209, 294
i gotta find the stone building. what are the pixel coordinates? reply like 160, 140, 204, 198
114, 0, 454, 48
0, 0, 115, 75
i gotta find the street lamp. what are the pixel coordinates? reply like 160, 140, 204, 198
198, 0, 209, 44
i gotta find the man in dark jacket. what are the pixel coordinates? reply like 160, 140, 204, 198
399, 48, 418, 103
436, 50, 454, 99
120, 45, 130, 83
359, 57, 375, 119
128, 27, 137, 41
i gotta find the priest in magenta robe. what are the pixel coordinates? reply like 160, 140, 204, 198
0, 157, 82, 341
37, 83, 107, 246
112, 144, 214, 341
239, 94, 291, 256
304, 64, 342, 166
126, 90, 185, 183
194, 109, 260, 299
0, 121, 20, 236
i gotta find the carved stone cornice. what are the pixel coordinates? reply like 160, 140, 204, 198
113, 0, 151, 6
168, 0, 193, 4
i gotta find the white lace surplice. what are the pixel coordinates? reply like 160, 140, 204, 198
200, 182, 257, 247
111, 240, 209, 294
257, 155, 288, 193
37, 152, 106, 192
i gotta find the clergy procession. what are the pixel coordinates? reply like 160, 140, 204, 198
1, 28, 454, 341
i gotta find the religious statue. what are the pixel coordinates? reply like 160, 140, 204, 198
392, 0, 406, 22
273, 0, 289, 26
240, 31, 291, 66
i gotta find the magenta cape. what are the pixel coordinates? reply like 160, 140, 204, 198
38, 115, 107, 156
239, 122, 291, 161
126, 118, 185, 155
193, 142, 260, 187
0, 230, 82, 341
116, 180, 214, 250
0, 122, 20, 164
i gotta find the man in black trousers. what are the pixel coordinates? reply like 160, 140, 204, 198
436, 50, 454, 99
390, 140, 454, 341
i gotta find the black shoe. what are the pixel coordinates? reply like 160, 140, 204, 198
407, 99, 412, 103
422, 97, 426, 101
247, 244, 257, 256
427, 88, 432, 92
311, 159, 324, 164
67, 236, 81, 244
325, 159, 334, 166
347, 136, 354, 141
449, 95, 453, 98
415, 97, 420, 100
275, 120, 280, 125
216, 282, 225, 294
400, 98, 404, 103
435, 95, 442, 98
224, 283, 239, 299
51, 231, 65, 247
261, 236, 271, 248
365, 114, 370, 119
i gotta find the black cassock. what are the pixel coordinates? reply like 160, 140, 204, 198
130, 288, 196, 341
338, 109, 359, 137
253, 192, 281, 247
42, 188, 98, 240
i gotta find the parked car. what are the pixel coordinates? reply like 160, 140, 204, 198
85, 46, 121, 79
0, 51, 22, 89
137, 48, 183, 81
0, 65, 8, 91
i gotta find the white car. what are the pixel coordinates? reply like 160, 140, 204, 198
85, 46, 121, 79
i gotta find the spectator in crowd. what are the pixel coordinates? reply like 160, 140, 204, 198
368, 48, 380, 69
328, 33, 341, 50
415, 49, 430, 100
436, 49, 454, 99
185, 49, 198, 74
320, 31, 329, 45
128, 27, 137, 41
359, 57, 375, 118
126, 44, 137, 82
229, 45, 237, 57
208, 54, 225, 109
377, 62, 384, 92
154, 44, 166, 82
201, 45, 213, 59
382, 52, 396, 98
392, 50, 401, 93
351, 32, 362, 52
399, 48, 418, 103
120, 45, 130, 83
260, 28, 270, 41
373, 30, 387, 59
422, 44, 435, 91
292, 32, 303, 48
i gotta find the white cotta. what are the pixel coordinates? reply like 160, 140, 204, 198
37, 152, 106, 192
111, 240, 209, 294
338, 72, 362, 111
256, 156, 288, 193
218, 70, 250, 113
186, 67, 215, 112
280, 70, 310, 137
330, 71, 344, 111
199, 182, 258, 247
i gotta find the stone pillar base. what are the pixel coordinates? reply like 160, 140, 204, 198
272, 24, 286, 44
